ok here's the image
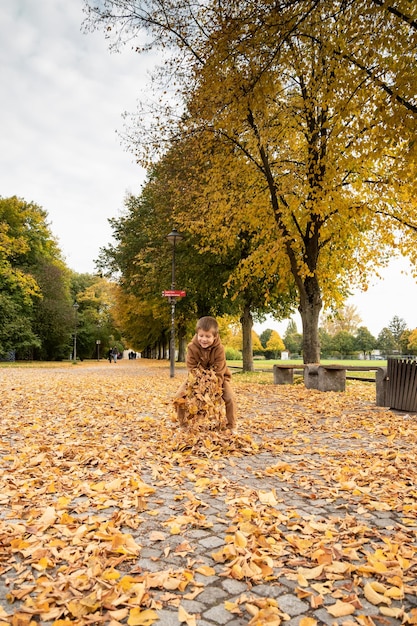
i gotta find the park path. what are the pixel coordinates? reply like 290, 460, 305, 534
0, 360, 416, 625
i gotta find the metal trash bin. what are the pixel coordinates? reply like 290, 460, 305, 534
386, 358, 417, 412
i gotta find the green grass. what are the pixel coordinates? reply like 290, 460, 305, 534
227, 359, 386, 384
227, 358, 386, 369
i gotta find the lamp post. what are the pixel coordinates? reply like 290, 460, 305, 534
73, 302, 79, 362
166, 229, 183, 377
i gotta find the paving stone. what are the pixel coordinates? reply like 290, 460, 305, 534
139, 547, 161, 558
273, 593, 310, 616
220, 579, 249, 595
135, 557, 164, 572
312, 608, 343, 625
199, 535, 225, 549
203, 604, 237, 625
197, 586, 228, 604
187, 528, 212, 539
251, 582, 287, 598
153, 608, 182, 625
179, 599, 206, 613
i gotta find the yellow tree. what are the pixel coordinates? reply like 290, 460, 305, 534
84, 0, 417, 363
266, 331, 286, 359
406, 329, 417, 355
321, 305, 363, 336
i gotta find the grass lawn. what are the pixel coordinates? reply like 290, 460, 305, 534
227, 358, 387, 384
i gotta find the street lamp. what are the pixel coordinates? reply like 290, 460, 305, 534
167, 229, 183, 377
73, 302, 79, 362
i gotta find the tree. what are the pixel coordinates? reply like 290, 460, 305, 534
251, 331, 263, 354
406, 329, 417, 355
331, 331, 356, 358
84, 0, 417, 364
388, 316, 408, 351
96, 180, 240, 360
399, 329, 412, 356
376, 328, 396, 355
265, 330, 285, 359
321, 306, 363, 336
319, 328, 333, 359
32, 261, 74, 361
98, 151, 295, 370
259, 329, 273, 349
0, 196, 67, 359
283, 321, 303, 356
72, 274, 124, 360
145, 140, 296, 371
354, 326, 376, 359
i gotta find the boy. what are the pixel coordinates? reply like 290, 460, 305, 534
174, 316, 237, 432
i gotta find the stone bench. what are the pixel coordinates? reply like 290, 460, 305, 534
273, 364, 307, 385
304, 364, 388, 406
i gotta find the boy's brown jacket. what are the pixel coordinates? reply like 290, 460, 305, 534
186, 334, 231, 384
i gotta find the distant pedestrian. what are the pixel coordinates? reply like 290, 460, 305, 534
111, 346, 118, 363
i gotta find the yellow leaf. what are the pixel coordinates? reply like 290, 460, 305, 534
169, 523, 182, 535
149, 531, 166, 541
230, 562, 244, 579
101, 568, 121, 581
296, 572, 309, 587
297, 564, 324, 580
380, 606, 404, 619
196, 565, 216, 576
326, 600, 356, 617
127, 608, 159, 626
363, 582, 391, 606
178, 605, 197, 626
67, 600, 89, 618
234, 530, 247, 549
245, 603, 259, 617
32, 556, 50, 571
109, 608, 129, 621
300, 619, 317, 626
37, 506, 56, 529
258, 490, 278, 505
106, 477, 122, 490
224, 600, 240, 613
385, 586, 403, 599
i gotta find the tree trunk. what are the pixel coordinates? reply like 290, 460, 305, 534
240, 305, 254, 372
298, 276, 322, 364
178, 327, 186, 362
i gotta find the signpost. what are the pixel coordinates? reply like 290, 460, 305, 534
162, 290, 186, 298
165, 229, 184, 378
162, 290, 186, 377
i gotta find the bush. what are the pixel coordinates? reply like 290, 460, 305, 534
225, 347, 242, 360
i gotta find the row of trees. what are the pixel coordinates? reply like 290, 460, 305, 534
1, 195, 414, 363
84, 0, 417, 369
0, 196, 123, 361
272, 315, 417, 359
225, 314, 416, 360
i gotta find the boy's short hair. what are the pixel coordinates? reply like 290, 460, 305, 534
196, 316, 219, 335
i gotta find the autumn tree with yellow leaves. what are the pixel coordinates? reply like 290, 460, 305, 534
84, 0, 417, 363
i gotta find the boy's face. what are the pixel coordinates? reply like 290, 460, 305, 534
197, 329, 216, 349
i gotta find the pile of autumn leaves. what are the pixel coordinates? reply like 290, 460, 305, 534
0, 362, 416, 626
173, 364, 227, 432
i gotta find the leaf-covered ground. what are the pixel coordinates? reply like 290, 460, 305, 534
0, 360, 416, 626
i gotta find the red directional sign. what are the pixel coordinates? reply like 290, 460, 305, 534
162, 290, 186, 297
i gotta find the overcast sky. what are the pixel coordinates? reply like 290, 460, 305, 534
1, 0, 416, 337
1, 0, 150, 270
